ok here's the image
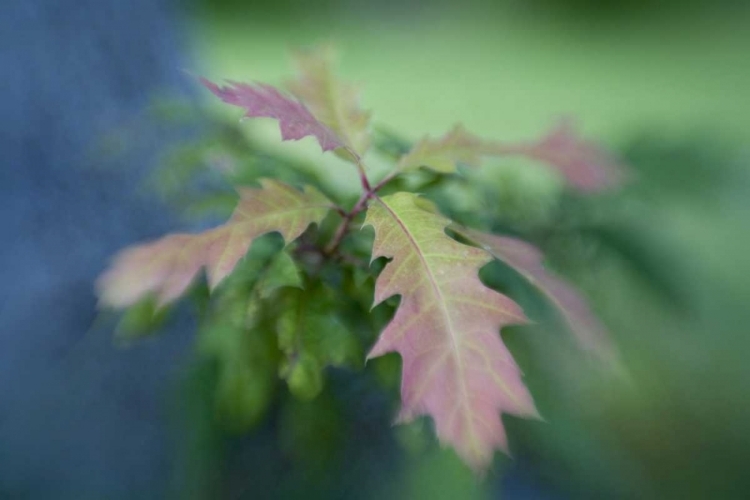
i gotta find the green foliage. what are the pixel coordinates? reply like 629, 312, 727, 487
98, 45, 626, 475
114, 295, 169, 342
277, 285, 362, 400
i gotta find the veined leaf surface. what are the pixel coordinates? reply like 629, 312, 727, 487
97, 180, 332, 308
454, 226, 614, 360
364, 192, 538, 471
277, 286, 363, 400
286, 46, 371, 157
200, 78, 344, 153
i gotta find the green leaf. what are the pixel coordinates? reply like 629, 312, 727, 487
364, 192, 538, 471
213, 331, 277, 432
114, 295, 169, 342
277, 286, 363, 400
199, 301, 278, 432
198, 246, 303, 431
256, 249, 303, 298
284, 353, 324, 401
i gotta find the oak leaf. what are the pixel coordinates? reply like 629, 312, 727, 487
454, 226, 614, 360
200, 77, 345, 153
489, 119, 625, 192
364, 192, 539, 471
277, 286, 362, 400
97, 180, 332, 308
397, 121, 624, 191
286, 45, 371, 157
200, 247, 303, 431
397, 124, 484, 173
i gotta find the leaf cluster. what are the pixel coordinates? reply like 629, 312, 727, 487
97, 45, 627, 472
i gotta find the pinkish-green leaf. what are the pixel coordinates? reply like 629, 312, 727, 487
489, 119, 625, 192
454, 226, 615, 360
364, 192, 538, 471
397, 120, 625, 191
97, 180, 332, 309
200, 77, 345, 154
396, 124, 484, 173
285, 45, 372, 157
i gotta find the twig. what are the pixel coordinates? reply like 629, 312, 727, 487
345, 147, 372, 192
372, 171, 398, 193
323, 161, 401, 258
324, 190, 372, 256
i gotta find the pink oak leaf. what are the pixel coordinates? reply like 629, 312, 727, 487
365, 193, 539, 471
200, 77, 346, 154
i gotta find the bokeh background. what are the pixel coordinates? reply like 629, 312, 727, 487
2, 0, 750, 498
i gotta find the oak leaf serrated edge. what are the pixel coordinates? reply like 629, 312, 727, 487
396, 120, 625, 191
285, 45, 372, 158
200, 77, 348, 155
97, 179, 332, 309
397, 124, 485, 173
489, 119, 625, 192
453, 225, 615, 361
364, 192, 539, 471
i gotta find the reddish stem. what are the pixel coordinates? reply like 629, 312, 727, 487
324, 190, 372, 255
324, 163, 400, 257
372, 171, 397, 192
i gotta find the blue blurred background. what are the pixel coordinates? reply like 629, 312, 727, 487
2, 0, 750, 498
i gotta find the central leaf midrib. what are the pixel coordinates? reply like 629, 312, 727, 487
378, 198, 474, 438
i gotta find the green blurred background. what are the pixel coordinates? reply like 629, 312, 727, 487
190, 0, 750, 143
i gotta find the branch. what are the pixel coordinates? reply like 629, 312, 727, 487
324, 190, 372, 256
323, 165, 404, 258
